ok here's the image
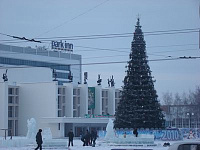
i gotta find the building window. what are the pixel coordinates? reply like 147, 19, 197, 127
8, 96, 14, 103
8, 88, 13, 95
58, 123, 60, 130
15, 106, 18, 117
8, 106, 13, 117
15, 120, 18, 135
15, 96, 19, 104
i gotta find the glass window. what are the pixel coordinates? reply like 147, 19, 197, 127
106, 99, 108, 105
15, 96, 19, 104
58, 97, 61, 109
58, 110, 61, 117
78, 97, 80, 104
8, 96, 14, 103
77, 89, 80, 95
62, 88, 65, 94
73, 89, 77, 95
58, 88, 61, 94
58, 123, 60, 130
15, 106, 18, 117
102, 91, 105, 97
62, 106, 65, 116
8, 106, 13, 117
8, 88, 13, 95
0, 57, 70, 71
62, 96, 65, 103
15, 88, 19, 95
15, 120, 18, 136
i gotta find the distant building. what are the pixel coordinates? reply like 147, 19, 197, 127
161, 105, 200, 128
0, 43, 82, 84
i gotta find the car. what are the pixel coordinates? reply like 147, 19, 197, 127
168, 141, 200, 150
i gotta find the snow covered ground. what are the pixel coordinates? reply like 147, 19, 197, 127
0, 138, 188, 150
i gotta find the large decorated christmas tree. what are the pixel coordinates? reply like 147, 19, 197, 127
114, 18, 165, 129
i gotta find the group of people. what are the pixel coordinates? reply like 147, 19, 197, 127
34, 128, 98, 149
35, 128, 137, 149
80, 129, 98, 147
68, 129, 98, 147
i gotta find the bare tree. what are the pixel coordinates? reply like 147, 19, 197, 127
162, 92, 173, 105
174, 93, 182, 105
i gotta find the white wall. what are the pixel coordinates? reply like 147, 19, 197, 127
18, 82, 58, 136
0, 48, 81, 84
0, 82, 8, 136
94, 85, 102, 115
0, 68, 52, 84
63, 83, 73, 117
108, 87, 115, 115
78, 84, 88, 117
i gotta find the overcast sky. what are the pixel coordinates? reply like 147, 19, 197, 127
0, 0, 199, 100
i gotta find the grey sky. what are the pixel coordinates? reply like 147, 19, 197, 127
0, 0, 199, 100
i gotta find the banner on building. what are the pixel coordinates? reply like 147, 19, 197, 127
88, 87, 95, 109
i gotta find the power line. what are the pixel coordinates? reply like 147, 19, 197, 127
0, 45, 198, 59
32, 30, 200, 41
35, 0, 110, 38
0, 56, 199, 69
31, 28, 200, 40
0, 28, 199, 43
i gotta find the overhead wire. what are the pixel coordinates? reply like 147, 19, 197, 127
0, 56, 199, 70
35, 0, 110, 38
0, 28, 199, 43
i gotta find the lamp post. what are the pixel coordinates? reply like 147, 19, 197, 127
187, 112, 194, 128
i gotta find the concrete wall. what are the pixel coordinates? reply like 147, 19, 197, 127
78, 84, 88, 117
108, 87, 115, 115
63, 83, 73, 117
18, 82, 58, 136
0, 82, 8, 136
94, 85, 102, 115
0, 68, 52, 84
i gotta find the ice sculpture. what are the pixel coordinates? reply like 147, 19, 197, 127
26, 118, 37, 139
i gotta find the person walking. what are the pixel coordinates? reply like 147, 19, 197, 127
81, 131, 86, 146
91, 130, 98, 147
68, 129, 74, 147
35, 129, 43, 150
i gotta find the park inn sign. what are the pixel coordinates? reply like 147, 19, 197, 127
51, 40, 73, 52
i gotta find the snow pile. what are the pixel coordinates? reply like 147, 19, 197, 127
0, 137, 34, 148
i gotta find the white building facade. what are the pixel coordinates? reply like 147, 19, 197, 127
0, 43, 122, 138
0, 81, 122, 138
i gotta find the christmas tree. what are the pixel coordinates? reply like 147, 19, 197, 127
114, 18, 165, 129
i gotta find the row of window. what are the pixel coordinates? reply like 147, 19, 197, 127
0, 57, 70, 71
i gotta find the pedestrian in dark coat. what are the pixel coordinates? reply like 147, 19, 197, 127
91, 130, 98, 147
133, 128, 138, 137
84, 130, 91, 146
68, 129, 74, 147
35, 129, 43, 150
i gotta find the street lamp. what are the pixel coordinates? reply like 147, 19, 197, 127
187, 112, 194, 128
